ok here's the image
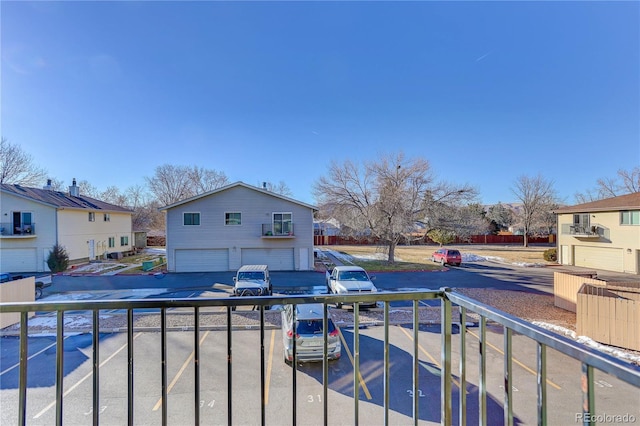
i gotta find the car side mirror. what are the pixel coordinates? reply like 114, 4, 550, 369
370, 276, 376, 281
233, 277, 237, 282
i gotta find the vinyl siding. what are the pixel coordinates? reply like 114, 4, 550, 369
57, 209, 133, 261
0, 193, 57, 272
556, 209, 640, 274
166, 185, 315, 272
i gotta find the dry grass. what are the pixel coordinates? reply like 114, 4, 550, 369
325, 244, 553, 271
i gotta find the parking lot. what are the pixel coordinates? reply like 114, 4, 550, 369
2, 318, 637, 425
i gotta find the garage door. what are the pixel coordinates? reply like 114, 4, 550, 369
574, 246, 623, 272
1, 248, 38, 272
174, 249, 229, 272
241, 248, 294, 271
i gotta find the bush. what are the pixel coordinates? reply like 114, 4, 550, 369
47, 244, 70, 273
543, 248, 557, 262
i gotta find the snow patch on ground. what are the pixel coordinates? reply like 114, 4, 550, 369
533, 321, 640, 365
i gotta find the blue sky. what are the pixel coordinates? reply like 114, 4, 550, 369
2, 1, 638, 206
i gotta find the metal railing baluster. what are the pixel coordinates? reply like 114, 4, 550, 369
194, 307, 200, 426
412, 300, 419, 426
18, 311, 28, 426
323, 303, 329, 426
92, 310, 100, 426
127, 308, 134, 426
537, 342, 547, 426
161, 308, 168, 426
504, 327, 513, 426
292, 303, 297, 425
581, 363, 595, 426
441, 294, 452, 426
383, 302, 390, 426
354, 302, 360, 425
226, 306, 232, 425
56, 310, 64, 426
260, 305, 266, 426
459, 306, 467, 426
479, 316, 487, 426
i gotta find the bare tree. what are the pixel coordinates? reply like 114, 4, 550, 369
146, 164, 229, 206
574, 166, 640, 203
511, 174, 558, 247
0, 138, 47, 186
77, 179, 100, 198
314, 152, 475, 263
262, 180, 293, 197
189, 166, 229, 194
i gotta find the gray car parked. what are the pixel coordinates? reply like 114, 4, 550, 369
281, 303, 341, 363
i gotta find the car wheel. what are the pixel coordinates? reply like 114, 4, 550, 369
440, 258, 445, 266
456, 263, 461, 266
431, 257, 435, 262
336, 301, 342, 309
35, 287, 43, 299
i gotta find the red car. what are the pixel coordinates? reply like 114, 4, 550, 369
431, 248, 462, 266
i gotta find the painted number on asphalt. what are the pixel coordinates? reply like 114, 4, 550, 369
596, 380, 613, 388
307, 394, 322, 403
84, 406, 107, 415
199, 400, 216, 408
407, 390, 425, 398
499, 385, 519, 392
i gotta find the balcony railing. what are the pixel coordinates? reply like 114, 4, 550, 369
560, 223, 610, 239
261, 223, 295, 237
1, 290, 638, 425
0, 222, 36, 236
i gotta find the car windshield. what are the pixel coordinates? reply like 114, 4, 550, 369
449, 251, 460, 256
238, 272, 264, 280
337, 271, 368, 281
296, 319, 336, 335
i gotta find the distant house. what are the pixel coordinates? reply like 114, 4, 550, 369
553, 192, 640, 274
160, 182, 317, 272
0, 180, 134, 272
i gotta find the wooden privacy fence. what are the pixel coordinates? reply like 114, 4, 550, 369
553, 271, 604, 312
0, 276, 35, 328
314, 234, 553, 246
577, 283, 640, 351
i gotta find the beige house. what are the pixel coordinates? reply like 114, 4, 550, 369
554, 192, 640, 274
0, 180, 133, 272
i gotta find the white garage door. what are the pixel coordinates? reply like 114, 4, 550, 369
175, 249, 229, 272
241, 248, 294, 271
574, 246, 623, 272
1, 248, 38, 272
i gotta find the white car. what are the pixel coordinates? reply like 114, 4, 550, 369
326, 265, 377, 308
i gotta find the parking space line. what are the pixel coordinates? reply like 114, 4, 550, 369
153, 330, 211, 411
264, 329, 275, 405
338, 329, 373, 400
397, 326, 464, 392
1, 336, 71, 376
466, 330, 561, 390
34, 332, 143, 420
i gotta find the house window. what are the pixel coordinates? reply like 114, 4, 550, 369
273, 213, 292, 235
572, 213, 590, 232
120, 236, 129, 246
12, 211, 33, 234
89, 212, 95, 222
108, 237, 115, 248
104, 213, 111, 222
183, 212, 200, 226
225, 212, 241, 226
621, 210, 640, 225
